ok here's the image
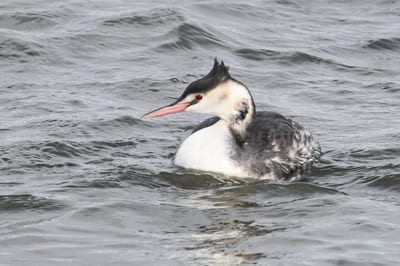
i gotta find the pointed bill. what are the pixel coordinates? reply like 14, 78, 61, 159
142, 102, 190, 118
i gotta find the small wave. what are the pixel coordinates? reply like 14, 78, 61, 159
235, 48, 327, 64
235, 47, 387, 75
41, 141, 96, 158
39, 140, 137, 159
348, 148, 400, 161
22, 162, 79, 169
91, 140, 136, 148
0, 139, 137, 171
288, 52, 326, 64
316, 148, 400, 192
114, 116, 145, 126
366, 82, 400, 93
64, 178, 123, 189
234, 48, 281, 60
225, 181, 343, 197
0, 38, 43, 60
103, 8, 184, 27
366, 173, 400, 192
0, 194, 64, 211
158, 23, 225, 50
89, 116, 149, 130
310, 162, 357, 179
0, 12, 58, 31
364, 37, 400, 50
319, 148, 400, 172
159, 171, 237, 190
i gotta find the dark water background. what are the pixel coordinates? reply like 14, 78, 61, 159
1, 0, 400, 265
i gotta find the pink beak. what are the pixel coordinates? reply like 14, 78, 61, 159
142, 102, 190, 118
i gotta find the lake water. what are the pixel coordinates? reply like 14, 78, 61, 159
1, 0, 400, 265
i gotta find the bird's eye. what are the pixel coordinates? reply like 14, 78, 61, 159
195, 94, 203, 101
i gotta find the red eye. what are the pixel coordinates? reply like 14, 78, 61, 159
195, 94, 203, 101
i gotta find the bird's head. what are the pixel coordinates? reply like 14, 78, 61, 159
143, 59, 254, 124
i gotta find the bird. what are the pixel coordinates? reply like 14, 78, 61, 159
143, 59, 321, 180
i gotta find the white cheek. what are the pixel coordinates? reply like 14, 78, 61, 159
187, 98, 220, 115
187, 98, 235, 121
187, 99, 208, 112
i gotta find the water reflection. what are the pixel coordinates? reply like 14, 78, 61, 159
157, 172, 345, 264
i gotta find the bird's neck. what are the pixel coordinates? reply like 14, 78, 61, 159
224, 79, 256, 144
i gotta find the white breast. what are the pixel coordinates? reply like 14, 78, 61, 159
174, 121, 249, 177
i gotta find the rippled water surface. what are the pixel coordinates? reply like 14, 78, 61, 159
1, 0, 400, 265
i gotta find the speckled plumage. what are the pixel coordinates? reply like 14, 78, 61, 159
190, 112, 321, 180
236, 112, 321, 180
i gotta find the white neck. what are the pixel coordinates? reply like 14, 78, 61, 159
220, 80, 255, 142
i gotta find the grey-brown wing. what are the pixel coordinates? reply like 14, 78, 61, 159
242, 111, 321, 178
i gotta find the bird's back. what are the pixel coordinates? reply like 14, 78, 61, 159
191, 111, 321, 180
239, 111, 321, 180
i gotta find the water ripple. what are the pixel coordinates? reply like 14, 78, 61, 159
366, 173, 400, 192
235, 48, 345, 66
158, 23, 225, 50
0, 12, 57, 31
103, 8, 184, 27
364, 37, 400, 50
0, 38, 44, 60
0, 194, 64, 212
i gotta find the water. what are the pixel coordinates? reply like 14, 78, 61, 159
1, 0, 400, 265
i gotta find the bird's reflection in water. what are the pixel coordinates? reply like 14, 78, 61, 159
160, 171, 343, 264
160, 172, 296, 264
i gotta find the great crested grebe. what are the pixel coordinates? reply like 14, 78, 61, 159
143, 59, 321, 180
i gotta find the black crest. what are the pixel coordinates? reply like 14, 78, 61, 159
177, 59, 232, 101
204, 58, 231, 81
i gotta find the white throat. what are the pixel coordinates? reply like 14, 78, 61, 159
174, 120, 249, 177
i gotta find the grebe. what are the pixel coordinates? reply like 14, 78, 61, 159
143, 59, 321, 180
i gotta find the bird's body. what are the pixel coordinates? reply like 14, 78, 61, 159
143, 60, 321, 180
175, 111, 320, 180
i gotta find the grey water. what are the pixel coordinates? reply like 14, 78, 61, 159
1, 0, 400, 265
